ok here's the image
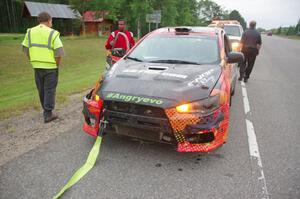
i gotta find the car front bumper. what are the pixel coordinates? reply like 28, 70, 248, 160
82, 97, 229, 152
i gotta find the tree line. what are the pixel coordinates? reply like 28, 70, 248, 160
273, 19, 300, 36
0, 0, 247, 36
257, 19, 300, 36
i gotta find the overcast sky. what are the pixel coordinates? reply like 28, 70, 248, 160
213, 0, 300, 29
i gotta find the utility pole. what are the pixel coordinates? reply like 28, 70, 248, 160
146, 10, 161, 32
5, 0, 12, 32
137, 17, 141, 39
10, 0, 17, 32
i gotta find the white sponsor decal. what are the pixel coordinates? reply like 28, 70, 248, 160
122, 69, 187, 79
188, 69, 216, 86
161, 72, 187, 79
107, 63, 118, 77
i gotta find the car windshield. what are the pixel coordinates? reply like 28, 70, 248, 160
224, 26, 241, 37
127, 35, 220, 65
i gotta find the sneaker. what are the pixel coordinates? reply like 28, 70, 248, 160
44, 114, 58, 123
243, 78, 248, 83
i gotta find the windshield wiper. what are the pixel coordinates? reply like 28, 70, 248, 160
149, 59, 201, 65
126, 56, 143, 62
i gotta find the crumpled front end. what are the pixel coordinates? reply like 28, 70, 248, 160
165, 71, 231, 152
82, 69, 231, 153
82, 91, 104, 137
165, 104, 229, 152
82, 91, 230, 152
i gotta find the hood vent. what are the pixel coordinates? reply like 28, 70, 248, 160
148, 66, 168, 71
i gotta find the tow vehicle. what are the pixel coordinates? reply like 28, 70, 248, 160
208, 20, 244, 52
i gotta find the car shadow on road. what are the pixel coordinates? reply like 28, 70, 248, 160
85, 132, 227, 173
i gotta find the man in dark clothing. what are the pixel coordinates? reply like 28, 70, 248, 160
239, 20, 262, 82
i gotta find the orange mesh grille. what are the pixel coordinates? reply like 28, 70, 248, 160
165, 108, 201, 143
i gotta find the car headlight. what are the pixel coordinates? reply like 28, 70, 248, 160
176, 75, 229, 115
176, 93, 220, 115
94, 94, 100, 101
231, 42, 240, 51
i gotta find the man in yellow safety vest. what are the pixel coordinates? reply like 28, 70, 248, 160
22, 12, 64, 123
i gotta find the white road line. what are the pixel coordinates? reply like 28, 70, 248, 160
246, 119, 259, 158
241, 82, 269, 199
241, 83, 250, 115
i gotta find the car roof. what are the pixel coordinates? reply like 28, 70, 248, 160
209, 23, 242, 28
152, 26, 223, 37
223, 24, 242, 27
210, 20, 241, 25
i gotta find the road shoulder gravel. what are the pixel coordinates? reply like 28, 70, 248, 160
0, 91, 86, 166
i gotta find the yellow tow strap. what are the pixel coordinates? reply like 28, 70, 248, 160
53, 135, 103, 199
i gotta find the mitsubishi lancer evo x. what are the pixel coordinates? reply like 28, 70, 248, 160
82, 27, 244, 152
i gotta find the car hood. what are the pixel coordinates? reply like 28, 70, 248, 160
100, 59, 222, 108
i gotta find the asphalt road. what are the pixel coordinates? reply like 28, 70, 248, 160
1, 35, 300, 199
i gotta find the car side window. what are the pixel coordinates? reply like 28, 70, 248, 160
224, 34, 231, 56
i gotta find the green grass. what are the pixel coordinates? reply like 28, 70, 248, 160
277, 34, 300, 40
285, 35, 300, 40
0, 34, 107, 120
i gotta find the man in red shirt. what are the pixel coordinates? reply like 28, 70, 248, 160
105, 19, 135, 52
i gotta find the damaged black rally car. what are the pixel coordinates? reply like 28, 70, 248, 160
82, 27, 244, 152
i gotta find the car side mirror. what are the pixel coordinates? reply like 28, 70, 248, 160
111, 48, 126, 58
227, 52, 244, 63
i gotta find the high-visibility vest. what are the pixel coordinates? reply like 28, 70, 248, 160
27, 25, 59, 66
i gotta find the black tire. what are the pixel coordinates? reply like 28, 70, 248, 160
230, 76, 236, 106
231, 77, 237, 96
231, 87, 235, 96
